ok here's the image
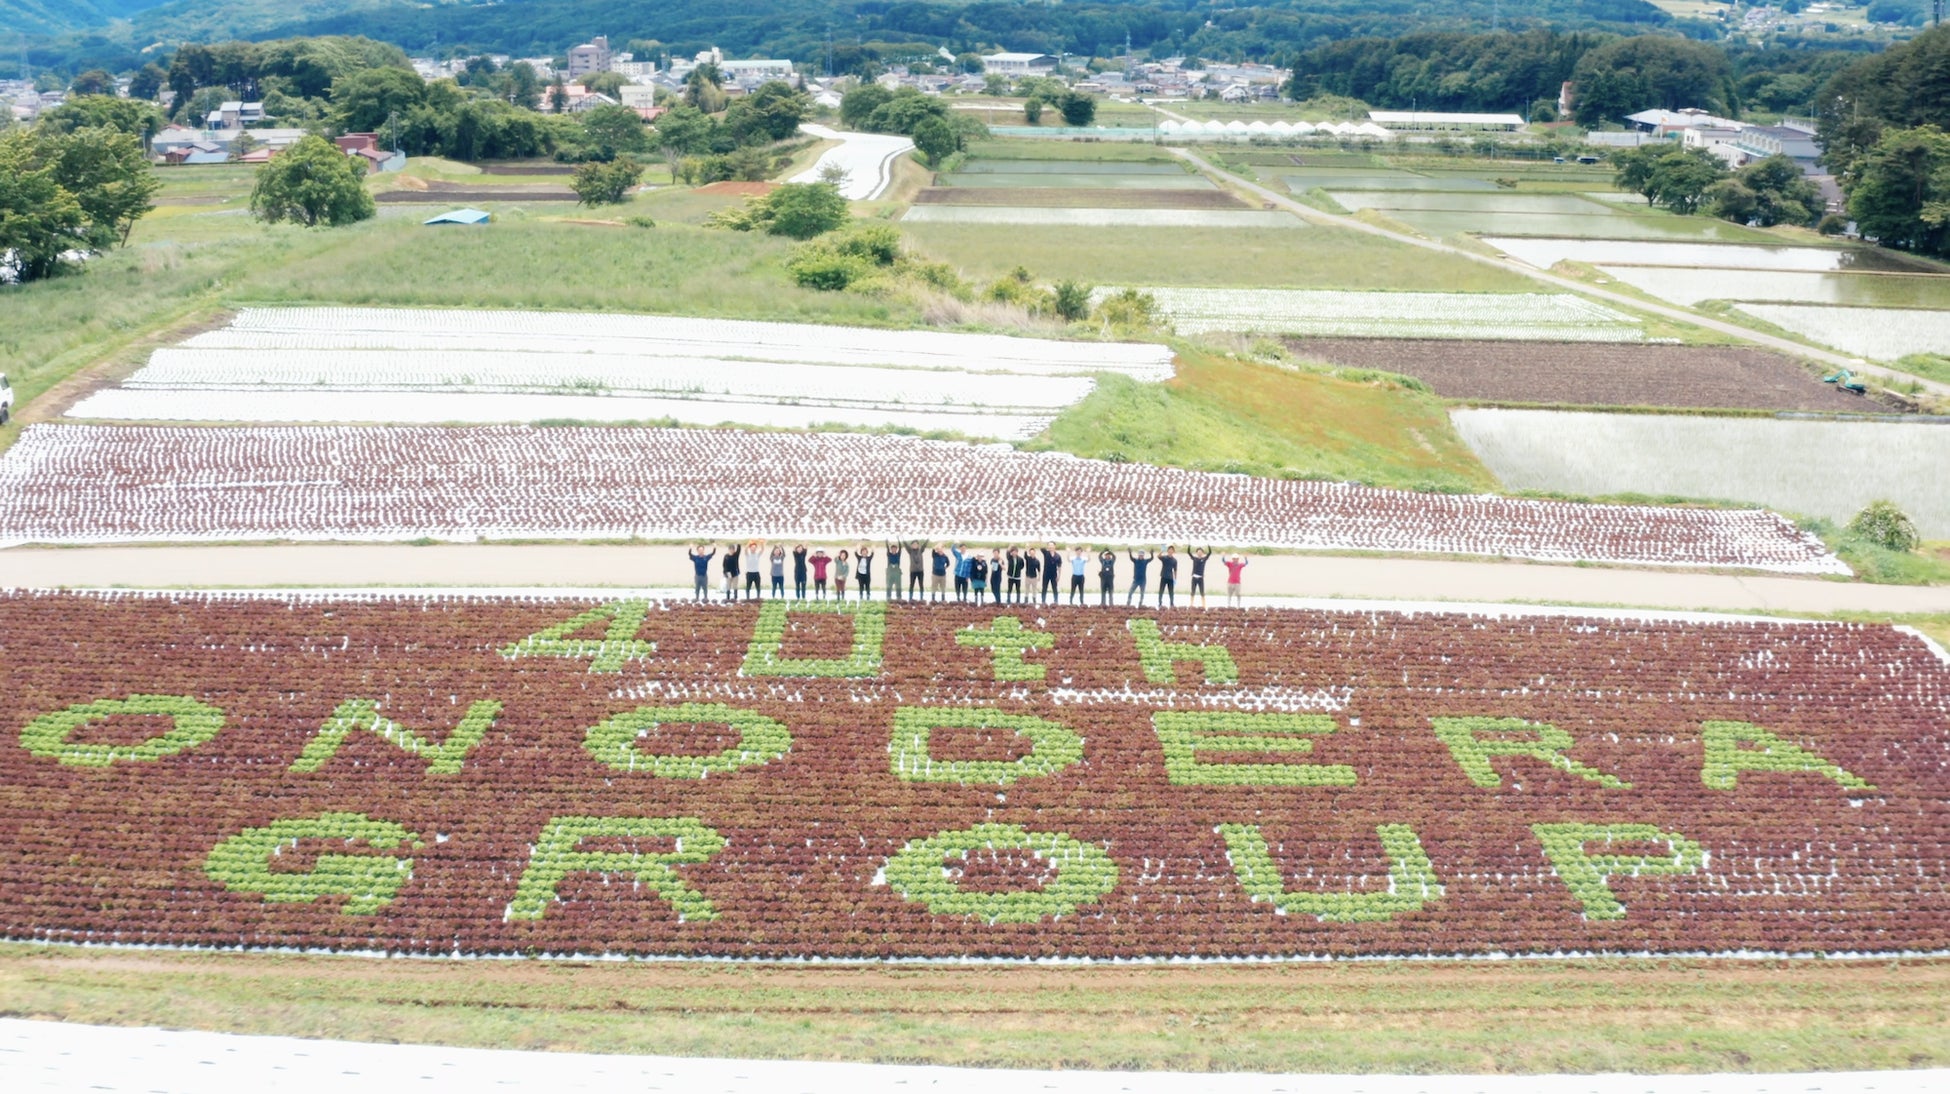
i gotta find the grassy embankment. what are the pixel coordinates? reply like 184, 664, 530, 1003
2, 944, 1942, 1073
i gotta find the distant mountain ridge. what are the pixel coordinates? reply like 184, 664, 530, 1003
0, 1, 174, 37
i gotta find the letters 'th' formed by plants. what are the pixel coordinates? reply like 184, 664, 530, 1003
291, 699, 504, 776
1154, 711, 1356, 787
498, 599, 656, 674
882, 823, 1119, 925
1220, 823, 1444, 923
1431, 717, 1630, 790
1700, 720, 1874, 793
506, 815, 727, 923
584, 703, 792, 777
204, 812, 422, 916
742, 599, 888, 678
1532, 822, 1705, 920
1126, 618, 1238, 685
891, 706, 1083, 785
955, 616, 1054, 681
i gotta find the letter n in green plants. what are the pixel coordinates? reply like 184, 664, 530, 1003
1431, 717, 1629, 790
290, 699, 503, 775
1154, 712, 1355, 787
1531, 822, 1705, 921
203, 812, 421, 916
1700, 721, 1873, 793
506, 816, 726, 923
498, 600, 655, 674
891, 706, 1082, 785
583, 703, 791, 777
20, 694, 224, 767
1127, 618, 1237, 684
742, 600, 887, 678
1218, 823, 1442, 922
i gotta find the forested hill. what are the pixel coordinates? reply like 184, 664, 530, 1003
15, 0, 1672, 73
0, 1, 170, 38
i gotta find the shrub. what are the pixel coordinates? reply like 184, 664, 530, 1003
1051, 279, 1092, 321
1848, 500, 1920, 552
1817, 213, 1849, 236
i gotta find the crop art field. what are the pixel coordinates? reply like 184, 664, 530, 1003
1111, 287, 1644, 342
2, 591, 1945, 960
63, 308, 1174, 441
0, 424, 1844, 572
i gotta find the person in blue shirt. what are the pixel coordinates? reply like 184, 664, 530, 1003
687, 544, 716, 602
1068, 547, 1087, 605
930, 545, 950, 602
952, 544, 972, 603
1126, 548, 1153, 607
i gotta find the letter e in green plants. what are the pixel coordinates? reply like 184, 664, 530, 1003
1431, 717, 1629, 790
1154, 712, 1355, 786
506, 815, 726, 923
203, 812, 421, 916
1700, 721, 1873, 793
1531, 822, 1705, 921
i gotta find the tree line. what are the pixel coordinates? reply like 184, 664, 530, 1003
1814, 24, 1950, 258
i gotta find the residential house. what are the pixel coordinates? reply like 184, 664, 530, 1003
204, 101, 266, 130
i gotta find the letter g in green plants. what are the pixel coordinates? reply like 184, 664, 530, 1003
203, 812, 422, 916
21, 694, 224, 767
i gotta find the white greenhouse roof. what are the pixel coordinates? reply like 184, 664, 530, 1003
1369, 111, 1525, 126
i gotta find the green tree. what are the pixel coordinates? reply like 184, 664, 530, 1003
1849, 125, 1950, 257
43, 127, 163, 248
866, 88, 950, 135
684, 64, 726, 113
69, 70, 114, 97
36, 96, 166, 144
1057, 90, 1097, 127
580, 103, 649, 160
505, 62, 543, 111
763, 182, 849, 238
581, 71, 628, 99
840, 84, 892, 129
128, 63, 168, 102
0, 130, 85, 283
724, 81, 810, 144
1023, 97, 1044, 124
1715, 155, 1820, 227
249, 135, 375, 228
1572, 36, 1732, 127
571, 155, 645, 205
331, 67, 428, 134
1613, 143, 1729, 215
912, 116, 957, 167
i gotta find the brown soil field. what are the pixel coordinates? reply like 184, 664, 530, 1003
377, 189, 578, 204
913, 187, 1247, 210
1283, 339, 1886, 413
695, 181, 779, 196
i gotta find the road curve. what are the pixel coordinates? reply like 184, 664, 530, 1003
791, 124, 914, 200
1170, 146, 1948, 398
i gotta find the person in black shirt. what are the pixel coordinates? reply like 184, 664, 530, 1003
885, 540, 904, 600
721, 542, 741, 603
1126, 548, 1153, 607
1042, 544, 1063, 603
1188, 546, 1211, 608
1006, 548, 1025, 602
988, 549, 1005, 603
930, 545, 950, 602
1097, 549, 1116, 607
1158, 546, 1179, 608
792, 544, 809, 599
969, 553, 989, 605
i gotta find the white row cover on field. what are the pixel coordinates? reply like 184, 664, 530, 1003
1097, 287, 1644, 342
1736, 303, 1950, 362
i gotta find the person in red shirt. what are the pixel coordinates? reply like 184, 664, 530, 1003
1223, 554, 1248, 607
810, 549, 832, 599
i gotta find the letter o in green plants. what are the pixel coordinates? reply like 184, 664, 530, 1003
583, 703, 791, 777
20, 694, 224, 767
203, 812, 422, 916
890, 706, 1083, 785
883, 823, 1117, 925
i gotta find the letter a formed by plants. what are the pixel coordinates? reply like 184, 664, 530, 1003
499, 600, 656, 674
1700, 721, 1873, 792
1219, 823, 1442, 922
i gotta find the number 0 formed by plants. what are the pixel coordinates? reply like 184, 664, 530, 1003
883, 823, 1118, 925
583, 703, 791, 777
203, 812, 422, 916
742, 600, 888, 678
21, 694, 224, 768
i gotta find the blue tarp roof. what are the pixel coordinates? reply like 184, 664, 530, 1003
423, 208, 491, 225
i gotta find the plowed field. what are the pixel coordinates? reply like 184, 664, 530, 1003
1285, 339, 1877, 412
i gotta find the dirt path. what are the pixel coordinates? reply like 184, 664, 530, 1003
1169, 146, 1950, 399
8, 543, 1949, 615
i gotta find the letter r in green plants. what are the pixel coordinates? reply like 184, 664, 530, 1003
498, 600, 655, 674
1700, 720, 1873, 793
1531, 822, 1705, 921
1431, 717, 1629, 790
290, 699, 502, 775
203, 812, 421, 916
1219, 823, 1442, 922
742, 600, 887, 678
506, 816, 727, 923
955, 616, 1054, 681
1154, 712, 1355, 786
1127, 618, 1237, 684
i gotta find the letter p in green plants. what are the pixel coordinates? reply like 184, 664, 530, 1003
1532, 822, 1705, 921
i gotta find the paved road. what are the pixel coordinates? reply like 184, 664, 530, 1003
791, 124, 914, 200
1169, 146, 1950, 399
4, 1019, 1942, 1094
8, 543, 1949, 615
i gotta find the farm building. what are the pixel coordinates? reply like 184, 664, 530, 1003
982, 52, 1057, 75
1368, 111, 1524, 132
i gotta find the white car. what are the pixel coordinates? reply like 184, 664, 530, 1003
0, 373, 11, 424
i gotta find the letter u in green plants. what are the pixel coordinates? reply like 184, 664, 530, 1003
203, 812, 422, 916
20, 694, 224, 767
1218, 823, 1442, 922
